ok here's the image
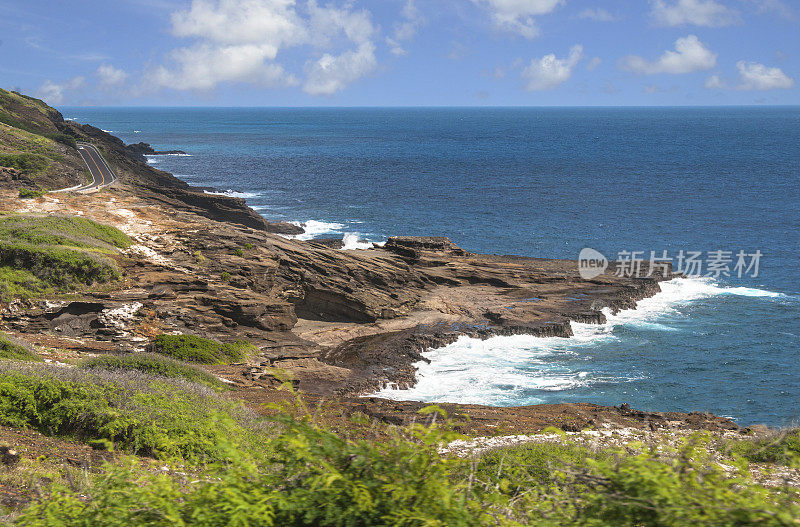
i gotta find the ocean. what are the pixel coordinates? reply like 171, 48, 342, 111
62, 106, 800, 427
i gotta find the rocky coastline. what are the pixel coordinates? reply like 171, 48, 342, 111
0, 90, 738, 435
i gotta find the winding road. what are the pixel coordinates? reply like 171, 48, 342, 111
73, 142, 117, 191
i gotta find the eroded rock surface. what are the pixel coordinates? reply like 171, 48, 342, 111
0, 100, 718, 433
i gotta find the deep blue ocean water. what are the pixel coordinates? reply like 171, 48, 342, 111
62, 107, 800, 426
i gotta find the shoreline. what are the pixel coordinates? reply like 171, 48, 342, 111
0, 93, 784, 433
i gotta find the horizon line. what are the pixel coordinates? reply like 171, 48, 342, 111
59, 104, 800, 110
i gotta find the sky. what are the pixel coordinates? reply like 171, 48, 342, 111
0, 0, 798, 107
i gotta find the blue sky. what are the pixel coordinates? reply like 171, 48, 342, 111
1, 0, 797, 106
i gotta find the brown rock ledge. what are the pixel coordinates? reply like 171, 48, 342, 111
2, 101, 728, 433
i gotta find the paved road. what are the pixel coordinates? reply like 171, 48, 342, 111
74, 142, 117, 191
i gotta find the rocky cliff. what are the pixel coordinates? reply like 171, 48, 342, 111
0, 88, 731, 434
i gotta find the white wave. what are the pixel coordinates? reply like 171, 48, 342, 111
369, 277, 785, 405
716, 286, 785, 298
147, 153, 191, 157
144, 156, 160, 165
133, 130, 142, 133
203, 189, 261, 199
601, 277, 785, 330
372, 333, 613, 405
64, 117, 76, 121
341, 232, 373, 250
284, 220, 345, 241
101, 129, 114, 133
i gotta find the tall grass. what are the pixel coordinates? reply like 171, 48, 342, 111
0, 363, 263, 462
0, 215, 131, 299
79, 353, 225, 390
150, 334, 257, 364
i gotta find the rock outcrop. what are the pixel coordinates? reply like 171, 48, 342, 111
2, 90, 723, 434
125, 142, 187, 157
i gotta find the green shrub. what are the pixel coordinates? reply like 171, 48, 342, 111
0, 364, 258, 462
79, 353, 225, 390
151, 334, 256, 364
0, 215, 131, 296
727, 428, 800, 466
0, 153, 48, 174
14, 408, 480, 527
18, 188, 45, 199
220, 271, 231, 281
0, 267, 51, 301
0, 242, 120, 286
546, 435, 800, 525
48, 133, 77, 149
233, 248, 244, 257
0, 215, 132, 250
8, 402, 800, 526
474, 440, 602, 486
14, 413, 800, 527
0, 332, 40, 361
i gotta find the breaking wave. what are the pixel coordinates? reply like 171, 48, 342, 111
370, 277, 787, 405
284, 220, 345, 241
341, 233, 373, 250
203, 189, 261, 199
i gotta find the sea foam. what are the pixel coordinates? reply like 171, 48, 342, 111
203, 189, 261, 199
341, 233, 373, 250
281, 220, 346, 241
370, 277, 786, 405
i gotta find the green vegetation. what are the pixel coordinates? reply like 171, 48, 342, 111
0, 267, 52, 300
234, 247, 244, 257
0, 215, 132, 250
150, 334, 256, 364
727, 428, 800, 466
18, 188, 45, 199
0, 88, 77, 149
0, 359, 795, 525
220, 271, 231, 281
0, 333, 40, 361
0, 364, 258, 462
79, 353, 225, 390
0, 153, 48, 174
7, 401, 800, 526
0, 215, 132, 300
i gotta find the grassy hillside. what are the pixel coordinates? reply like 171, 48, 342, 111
0, 214, 132, 300
0, 88, 84, 189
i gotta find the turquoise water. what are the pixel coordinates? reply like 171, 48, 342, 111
63, 107, 800, 426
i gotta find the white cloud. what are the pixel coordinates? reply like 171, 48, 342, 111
743, 0, 795, 19
150, 44, 298, 90
149, 0, 378, 95
703, 62, 794, 91
620, 35, 717, 74
704, 74, 727, 88
304, 42, 377, 95
97, 64, 128, 88
586, 57, 602, 70
473, 0, 564, 38
736, 61, 795, 90
651, 0, 739, 26
522, 44, 583, 90
387, 0, 425, 56
36, 76, 85, 104
170, 0, 305, 48
579, 7, 616, 21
